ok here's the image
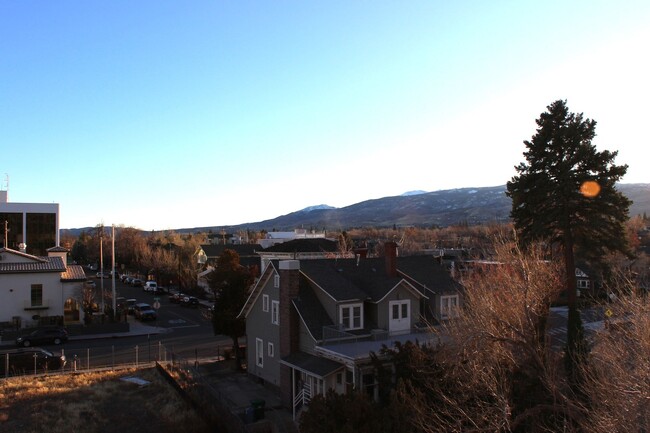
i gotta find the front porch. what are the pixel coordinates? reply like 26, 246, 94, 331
279, 330, 440, 420
280, 352, 346, 420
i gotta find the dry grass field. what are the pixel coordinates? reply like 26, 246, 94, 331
0, 367, 212, 433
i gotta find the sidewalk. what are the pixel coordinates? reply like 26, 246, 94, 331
0, 316, 167, 347
71, 316, 169, 341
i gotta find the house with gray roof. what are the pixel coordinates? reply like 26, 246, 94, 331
196, 243, 262, 268
196, 244, 262, 295
0, 246, 86, 330
238, 242, 462, 419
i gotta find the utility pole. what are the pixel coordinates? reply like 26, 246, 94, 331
111, 225, 116, 317
3, 220, 7, 249
99, 225, 105, 314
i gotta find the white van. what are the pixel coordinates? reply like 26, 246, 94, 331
143, 281, 158, 292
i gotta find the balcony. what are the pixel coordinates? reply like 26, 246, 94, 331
321, 323, 431, 346
316, 328, 439, 364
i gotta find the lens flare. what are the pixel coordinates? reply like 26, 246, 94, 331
580, 180, 601, 198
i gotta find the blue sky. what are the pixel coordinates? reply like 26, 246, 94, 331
2, 1, 649, 231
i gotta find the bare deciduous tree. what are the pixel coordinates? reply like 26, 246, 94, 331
580, 275, 650, 433
399, 237, 585, 432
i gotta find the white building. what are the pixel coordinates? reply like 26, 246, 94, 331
0, 246, 86, 329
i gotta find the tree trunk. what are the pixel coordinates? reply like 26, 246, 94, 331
563, 233, 587, 395
563, 232, 577, 311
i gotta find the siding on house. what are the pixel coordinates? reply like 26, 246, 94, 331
244, 269, 282, 385
298, 319, 317, 354
375, 283, 421, 330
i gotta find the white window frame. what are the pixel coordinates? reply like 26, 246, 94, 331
268, 342, 274, 358
271, 300, 279, 325
390, 300, 410, 321
339, 303, 363, 330
31, 284, 43, 307
274, 274, 280, 288
256, 338, 264, 367
440, 295, 459, 319
262, 294, 269, 312
578, 279, 590, 289
388, 299, 411, 333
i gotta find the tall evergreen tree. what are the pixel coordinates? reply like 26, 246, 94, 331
506, 99, 631, 390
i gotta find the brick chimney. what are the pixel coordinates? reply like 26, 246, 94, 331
279, 260, 300, 356
385, 241, 398, 278
279, 260, 300, 407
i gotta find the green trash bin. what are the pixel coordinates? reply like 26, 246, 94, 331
250, 399, 266, 421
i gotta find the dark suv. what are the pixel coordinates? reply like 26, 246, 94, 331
133, 303, 157, 321
15, 327, 69, 347
0, 347, 67, 377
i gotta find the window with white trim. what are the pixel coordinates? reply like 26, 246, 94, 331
268, 342, 274, 358
577, 279, 590, 289
262, 294, 269, 312
31, 284, 43, 307
339, 303, 363, 330
391, 301, 409, 320
256, 338, 264, 367
440, 295, 459, 319
274, 275, 280, 288
271, 300, 279, 325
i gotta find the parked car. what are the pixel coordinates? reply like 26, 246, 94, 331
126, 298, 137, 315
169, 293, 184, 303
180, 296, 199, 308
143, 281, 158, 292
95, 272, 109, 279
131, 278, 143, 287
0, 347, 66, 377
15, 327, 69, 347
133, 303, 157, 321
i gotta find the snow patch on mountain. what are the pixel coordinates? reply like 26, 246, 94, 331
401, 190, 428, 196
299, 204, 336, 213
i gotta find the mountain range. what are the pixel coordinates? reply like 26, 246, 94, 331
180, 183, 650, 234
62, 184, 650, 236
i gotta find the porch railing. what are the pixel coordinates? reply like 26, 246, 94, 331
293, 381, 312, 419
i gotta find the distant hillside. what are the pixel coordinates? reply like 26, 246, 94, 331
183, 183, 650, 233
63, 184, 650, 235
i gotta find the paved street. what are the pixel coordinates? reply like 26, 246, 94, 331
2, 275, 231, 368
